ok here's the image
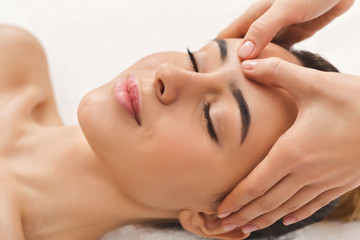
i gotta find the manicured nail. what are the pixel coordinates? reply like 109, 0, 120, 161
218, 211, 231, 219
283, 216, 297, 226
241, 60, 258, 70
241, 224, 257, 234
222, 223, 237, 232
238, 41, 255, 59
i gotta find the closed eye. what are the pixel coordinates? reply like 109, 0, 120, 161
204, 103, 218, 143
187, 48, 218, 143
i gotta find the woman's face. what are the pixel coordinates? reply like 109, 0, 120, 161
78, 39, 299, 213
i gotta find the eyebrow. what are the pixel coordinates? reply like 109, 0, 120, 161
214, 39, 227, 61
213, 39, 251, 144
229, 81, 251, 144
210, 87, 251, 209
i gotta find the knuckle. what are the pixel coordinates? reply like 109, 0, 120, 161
263, 57, 283, 80
318, 197, 331, 208
302, 71, 326, 95
301, 150, 318, 164
292, 151, 316, 170
279, 0, 303, 23
232, 185, 245, 196
246, 186, 266, 198
275, 144, 299, 162
285, 203, 300, 213
265, 57, 282, 67
250, 17, 269, 36
227, 199, 244, 212
260, 200, 278, 212
232, 214, 251, 225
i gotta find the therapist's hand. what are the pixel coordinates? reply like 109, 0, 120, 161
217, 58, 360, 234
217, 0, 354, 59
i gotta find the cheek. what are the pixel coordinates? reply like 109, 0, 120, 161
78, 84, 143, 163
120, 121, 223, 210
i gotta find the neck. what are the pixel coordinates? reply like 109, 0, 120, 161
18, 125, 176, 240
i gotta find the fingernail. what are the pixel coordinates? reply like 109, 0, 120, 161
241, 60, 258, 70
238, 41, 255, 59
222, 223, 237, 232
242, 224, 257, 234
283, 216, 297, 226
218, 211, 231, 219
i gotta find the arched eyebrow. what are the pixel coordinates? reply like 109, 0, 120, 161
213, 39, 250, 144
229, 80, 251, 144
214, 38, 227, 61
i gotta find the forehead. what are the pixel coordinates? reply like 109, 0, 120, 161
194, 39, 301, 75
256, 41, 301, 65
206, 38, 300, 63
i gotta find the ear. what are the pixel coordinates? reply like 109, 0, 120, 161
178, 210, 250, 240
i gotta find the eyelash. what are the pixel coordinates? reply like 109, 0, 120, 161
203, 103, 218, 142
186, 48, 199, 72
186, 48, 218, 143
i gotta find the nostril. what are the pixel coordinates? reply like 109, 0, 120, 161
158, 79, 165, 95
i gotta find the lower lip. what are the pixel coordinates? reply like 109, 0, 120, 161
114, 74, 141, 125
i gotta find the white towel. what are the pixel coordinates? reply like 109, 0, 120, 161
100, 221, 360, 240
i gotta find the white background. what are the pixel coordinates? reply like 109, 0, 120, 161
1, 1, 360, 239
0, 0, 359, 125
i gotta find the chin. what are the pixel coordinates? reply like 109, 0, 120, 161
77, 82, 141, 163
77, 85, 120, 159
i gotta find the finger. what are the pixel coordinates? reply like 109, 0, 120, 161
237, 185, 323, 233
247, 161, 358, 229
241, 57, 325, 101
283, 187, 348, 225
238, 0, 351, 59
237, 179, 343, 232
273, 22, 324, 47
217, 138, 292, 218
277, 168, 358, 228
217, 0, 273, 39
238, 1, 300, 59
221, 173, 309, 227
273, 0, 353, 46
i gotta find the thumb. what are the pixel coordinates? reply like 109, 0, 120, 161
241, 57, 324, 100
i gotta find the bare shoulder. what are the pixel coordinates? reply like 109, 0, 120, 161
0, 24, 51, 92
0, 25, 62, 126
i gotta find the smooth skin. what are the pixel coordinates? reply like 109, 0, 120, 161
1, 24, 306, 240
216, 0, 360, 235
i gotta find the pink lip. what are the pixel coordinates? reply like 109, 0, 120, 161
114, 74, 141, 125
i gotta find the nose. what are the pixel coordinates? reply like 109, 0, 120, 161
153, 63, 223, 105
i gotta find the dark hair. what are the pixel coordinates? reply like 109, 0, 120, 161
248, 200, 339, 240
290, 49, 339, 73
142, 49, 341, 240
